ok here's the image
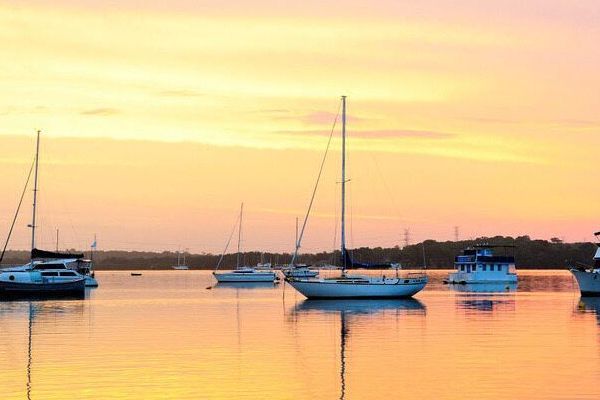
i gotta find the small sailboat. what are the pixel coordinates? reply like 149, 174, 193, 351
0, 131, 87, 298
172, 248, 190, 270
570, 231, 600, 296
286, 96, 428, 299
283, 218, 318, 278
213, 204, 278, 283
444, 245, 518, 284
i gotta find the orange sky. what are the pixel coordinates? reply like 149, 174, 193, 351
1, 1, 599, 252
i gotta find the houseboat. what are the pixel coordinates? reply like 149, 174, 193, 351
445, 245, 517, 284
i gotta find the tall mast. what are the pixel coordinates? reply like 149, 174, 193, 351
236, 203, 243, 268
340, 96, 347, 275
30, 130, 40, 255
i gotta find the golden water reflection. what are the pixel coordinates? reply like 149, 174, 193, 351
0, 270, 598, 399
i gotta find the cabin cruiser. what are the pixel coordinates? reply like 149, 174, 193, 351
282, 264, 319, 278
31, 248, 98, 287
570, 232, 600, 296
445, 245, 518, 284
213, 266, 278, 282
0, 260, 86, 298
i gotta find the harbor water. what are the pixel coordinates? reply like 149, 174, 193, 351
1, 270, 598, 400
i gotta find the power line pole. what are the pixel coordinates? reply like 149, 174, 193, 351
403, 228, 410, 248
454, 226, 459, 242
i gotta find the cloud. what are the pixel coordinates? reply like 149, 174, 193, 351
277, 129, 454, 139
80, 108, 119, 116
157, 89, 205, 97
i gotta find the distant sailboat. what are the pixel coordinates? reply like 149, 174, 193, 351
286, 97, 428, 299
213, 204, 278, 283
283, 217, 318, 278
172, 248, 190, 270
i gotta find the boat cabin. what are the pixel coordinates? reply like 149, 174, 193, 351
447, 245, 517, 284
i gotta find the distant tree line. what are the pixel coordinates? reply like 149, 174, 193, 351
0, 236, 596, 270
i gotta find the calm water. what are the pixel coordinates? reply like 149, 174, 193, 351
1, 270, 598, 400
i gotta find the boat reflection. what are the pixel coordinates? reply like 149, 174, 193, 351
447, 282, 517, 293
293, 298, 426, 315
290, 299, 425, 400
577, 297, 600, 325
0, 300, 85, 400
213, 281, 279, 290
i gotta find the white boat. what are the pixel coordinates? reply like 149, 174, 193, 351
213, 203, 278, 283
172, 248, 190, 270
286, 96, 428, 299
445, 245, 518, 284
570, 232, 600, 296
30, 249, 98, 287
0, 131, 90, 297
213, 267, 277, 282
283, 264, 319, 278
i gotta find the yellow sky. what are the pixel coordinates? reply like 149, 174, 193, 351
1, 1, 598, 252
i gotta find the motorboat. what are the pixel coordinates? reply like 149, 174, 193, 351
445, 245, 518, 284
283, 264, 319, 278
570, 231, 600, 296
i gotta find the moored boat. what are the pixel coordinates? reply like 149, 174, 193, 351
570, 232, 600, 296
445, 245, 518, 284
213, 203, 278, 283
285, 96, 427, 299
0, 131, 90, 298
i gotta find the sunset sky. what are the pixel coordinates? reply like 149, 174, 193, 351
1, 0, 599, 253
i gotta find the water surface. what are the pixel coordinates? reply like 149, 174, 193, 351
1, 270, 597, 399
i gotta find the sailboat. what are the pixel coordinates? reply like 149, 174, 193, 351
286, 96, 428, 299
213, 204, 278, 283
172, 248, 190, 270
283, 217, 318, 278
0, 131, 86, 298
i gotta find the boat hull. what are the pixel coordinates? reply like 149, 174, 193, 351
571, 269, 600, 296
0, 278, 86, 299
287, 277, 427, 299
213, 271, 277, 282
445, 272, 518, 284
84, 276, 99, 287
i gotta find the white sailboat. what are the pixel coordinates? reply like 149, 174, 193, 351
172, 248, 190, 270
283, 218, 318, 278
286, 96, 428, 299
213, 204, 278, 283
0, 131, 86, 298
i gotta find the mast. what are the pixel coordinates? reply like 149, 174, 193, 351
236, 203, 243, 268
340, 96, 347, 276
30, 130, 40, 256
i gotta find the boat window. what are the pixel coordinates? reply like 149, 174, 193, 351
460, 266, 464, 271
41, 272, 59, 276
482, 265, 487, 271
59, 271, 78, 276
498, 265, 503, 271
35, 263, 67, 270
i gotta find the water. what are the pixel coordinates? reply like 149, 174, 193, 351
1, 270, 598, 400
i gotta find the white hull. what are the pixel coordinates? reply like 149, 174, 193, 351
446, 271, 517, 284
213, 271, 277, 282
172, 266, 190, 270
571, 269, 600, 296
287, 275, 427, 299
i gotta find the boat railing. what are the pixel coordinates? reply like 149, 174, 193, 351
406, 271, 428, 279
